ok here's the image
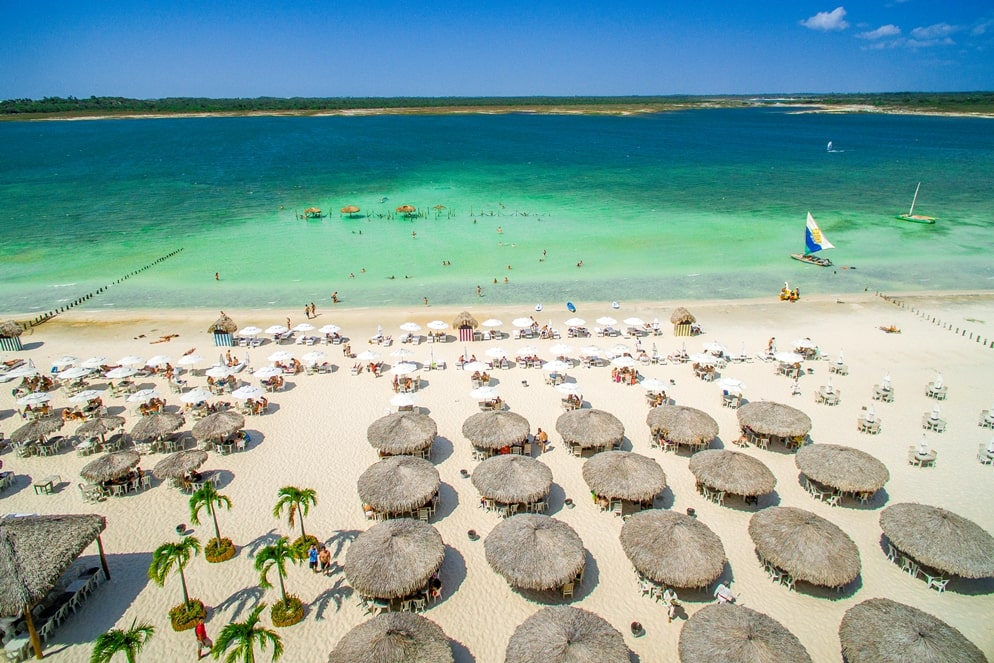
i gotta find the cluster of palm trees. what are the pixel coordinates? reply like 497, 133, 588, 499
95, 485, 319, 661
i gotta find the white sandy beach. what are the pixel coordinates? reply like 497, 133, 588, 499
2, 291, 994, 662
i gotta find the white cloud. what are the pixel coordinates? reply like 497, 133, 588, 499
801, 7, 850, 32
857, 24, 901, 40
911, 23, 957, 40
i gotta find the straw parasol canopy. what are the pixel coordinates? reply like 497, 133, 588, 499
328, 612, 453, 663
358, 456, 440, 515
366, 412, 437, 456
879, 503, 994, 578
839, 598, 986, 663
485, 515, 585, 591
689, 449, 776, 497
670, 307, 696, 325
620, 510, 726, 589
10, 416, 64, 445
472, 455, 552, 505
582, 451, 666, 502
646, 405, 718, 449
208, 313, 238, 334
192, 410, 245, 442
153, 449, 209, 479
505, 606, 629, 663
679, 604, 812, 663
451, 311, 478, 329
75, 416, 125, 441
748, 507, 860, 588
0, 514, 107, 616
340, 205, 361, 216
396, 205, 417, 214
80, 450, 140, 483
0, 320, 24, 337
344, 519, 445, 599
556, 409, 624, 449
462, 411, 530, 450
131, 412, 184, 441
795, 444, 889, 494
737, 401, 812, 438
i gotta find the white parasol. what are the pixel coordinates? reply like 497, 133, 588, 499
239, 326, 262, 336
485, 347, 509, 359
356, 350, 380, 362
146, 355, 172, 367
399, 322, 422, 333
390, 362, 418, 376
481, 319, 503, 328
267, 350, 295, 363
555, 382, 584, 396
792, 338, 816, 350
774, 352, 804, 364
470, 386, 500, 400
580, 345, 604, 357
543, 360, 571, 373
178, 354, 204, 367
301, 351, 327, 365
623, 317, 646, 327
391, 393, 419, 407
641, 378, 669, 393
69, 389, 104, 403
718, 377, 746, 394
462, 361, 490, 372
515, 345, 540, 357
596, 316, 617, 326
231, 385, 264, 400
180, 388, 214, 404
127, 389, 159, 403
549, 343, 574, 356
611, 356, 638, 368
17, 392, 51, 406
564, 317, 586, 327
318, 324, 342, 335
51, 356, 79, 369
57, 366, 93, 380
81, 356, 110, 369
205, 366, 232, 379
292, 323, 315, 333
265, 325, 289, 336
512, 317, 534, 328
427, 320, 449, 331
253, 366, 283, 379
688, 353, 717, 365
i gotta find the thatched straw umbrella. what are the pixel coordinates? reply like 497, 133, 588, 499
207, 313, 238, 334
396, 205, 417, 215
75, 416, 125, 443
328, 612, 453, 663
670, 307, 696, 325
131, 412, 184, 441
340, 205, 361, 217
462, 411, 529, 450
345, 519, 445, 599
367, 412, 437, 456
451, 311, 478, 330
153, 449, 209, 480
472, 455, 552, 505
358, 456, 440, 516
485, 515, 585, 591
679, 604, 811, 663
795, 444, 889, 495
10, 416, 64, 445
880, 503, 994, 578
505, 606, 629, 663
646, 405, 718, 450
192, 410, 245, 442
0, 514, 110, 659
620, 510, 726, 589
839, 598, 986, 663
556, 409, 624, 450
689, 449, 776, 498
748, 507, 860, 589
582, 451, 666, 502
737, 401, 812, 439
0, 320, 24, 338
80, 450, 141, 483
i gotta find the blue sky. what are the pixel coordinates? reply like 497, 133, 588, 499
1, 1, 991, 99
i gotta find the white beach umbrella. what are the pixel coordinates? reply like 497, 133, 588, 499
105, 366, 137, 379
57, 366, 93, 381
481, 319, 503, 328
180, 388, 214, 404
606, 343, 631, 358
611, 356, 638, 368
549, 343, 574, 356
356, 350, 380, 362
555, 382, 584, 396
318, 324, 342, 335
265, 325, 288, 336
390, 348, 413, 358
580, 345, 604, 357
267, 350, 295, 363
918, 433, 929, 456
462, 361, 490, 372
836, 350, 845, 365
239, 326, 263, 336
641, 378, 669, 393
427, 320, 449, 331
515, 345, 540, 357
81, 356, 110, 369
564, 317, 586, 327
301, 351, 327, 365
391, 393, 419, 407
253, 366, 283, 380
6, 365, 38, 379
596, 316, 617, 326
127, 389, 159, 403
146, 355, 172, 367
69, 389, 104, 403
51, 355, 79, 369
470, 386, 500, 400
703, 341, 728, 355
113, 355, 143, 367
178, 354, 204, 367
623, 316, 646, 327
792, 338, 816, 350
774, 352, 804, 364
399, 322, 422, 333
543, 360, 571, 373
718, 378, 746, 394
231, 385, 264, 400
292, 323, 315, 333
688, 353, 717, 365
512, 317, 534, 328
17, 392, 51, 406
485, 347, 509, 359
390, 362, 418, 376
934, 371, 943, 388
205, 366, 232, 379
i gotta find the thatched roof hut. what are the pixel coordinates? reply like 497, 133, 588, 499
452, 311, 478, 329
357, 456, 440, 515
345, 519, 445, 599
839, 598, 986, 663
670, 307, 696, 325
737, 401, 812, 438
556, 409, 624, 449
462, 411, 530, 450
646, 405, 718, 449
367, 412, 437, 456
153, 450, 209, 479
485, 515, 585, 591
879, 503, 994, 578
0, 320, 24, 338
192, 410, 245, 442
748, 507, 860, 589
10, 416, 64, 445
689, 449, 776, 497
472, 455, 552, 505
80, 450, 140, 483
620, 510, 726, 589
328, 612, 453, 663
75, 416, 125, 441
207, 313, 238, 334
679, 604, 811, 663
582, 451, 666, 502
795, 444, 889, 494
131, 412, 184, 441
505, 606, 629, 663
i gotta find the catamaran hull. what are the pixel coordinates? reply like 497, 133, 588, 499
896, 214, 935, 224
790, 253, 833, 267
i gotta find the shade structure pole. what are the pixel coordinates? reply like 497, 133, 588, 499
25, 603, 43, 659
97, 535, 111, 580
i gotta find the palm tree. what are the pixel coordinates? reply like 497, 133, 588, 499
254, 536, 301, 604
90, 618, 155, 663
212, 603, 283, 663
148, 536, 201, 605
190, 481, 233, 545
272, 486, 316, 541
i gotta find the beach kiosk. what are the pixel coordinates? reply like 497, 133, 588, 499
453, 311, 478, 343
670, 307, 696, 337
208, 313, 237, 347
0, 320, 24, 352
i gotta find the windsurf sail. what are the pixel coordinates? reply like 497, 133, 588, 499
804, 212, 834, 254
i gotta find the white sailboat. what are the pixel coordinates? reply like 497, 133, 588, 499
896, 182, 936, 224
790, 212, 834, 267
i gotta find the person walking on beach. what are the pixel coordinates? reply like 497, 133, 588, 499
308, 544, 319, 573
195, 618, 212, 659
535, 428, 548, 453
310, 302, 316, 317
304, 305, 310, 319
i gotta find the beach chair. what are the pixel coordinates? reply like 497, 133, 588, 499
560, 582, 574, 598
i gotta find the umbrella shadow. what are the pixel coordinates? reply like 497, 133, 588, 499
324, 529, 362, 559
431, 436, 454, 463
310, 576, 354, 619
545, 482, 567, 515
213, 585, 265, 621
280, 381, 298, 392
105, 405, 127, 417
242, 429, 264, 450
717, 490, 779, 512
208, 469, 234, 489
451, 639, 477, 663
616, 436, 633, 452
655, 486, 675, 510
794, 575, 863, 600
1, 473, 32, 497
433, 482, 460, 520
244, 529, 283, 559
433, 545, 466, 607
876, 534, 994, 596
709, 435, 729, 450
0, 408, 15, 420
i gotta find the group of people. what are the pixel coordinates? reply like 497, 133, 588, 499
779, 285, 801, 302
307, 543, 333, 574
392, 375, 416, 393
207, 374, 239, 392
138, 397, 166, 416
470, 370, 491, 385
261, 374, 286, 391
610, 366, 640, 385
562, 393, 582, 410
13, 374, 54, 396
243, 397, 268, 415
303, 302, 317, 319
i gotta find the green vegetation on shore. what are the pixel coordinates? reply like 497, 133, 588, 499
2, 92, 993, 119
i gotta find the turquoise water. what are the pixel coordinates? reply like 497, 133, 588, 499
1, 108, 992, 313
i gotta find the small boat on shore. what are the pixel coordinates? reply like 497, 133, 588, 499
896, 182, 936, 224
790, 212, 834, 267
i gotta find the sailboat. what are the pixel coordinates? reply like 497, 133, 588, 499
897, 182, 936, 224
790, 212, 834, 267
827, 141, 833, 152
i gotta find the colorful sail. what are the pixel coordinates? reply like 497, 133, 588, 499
804, 212, 834, 255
